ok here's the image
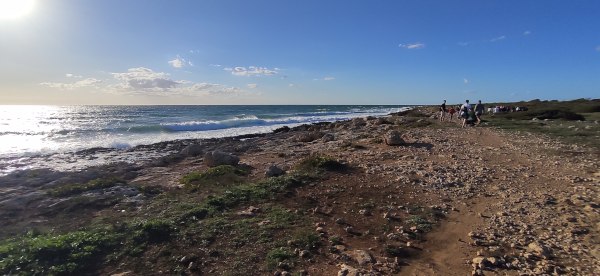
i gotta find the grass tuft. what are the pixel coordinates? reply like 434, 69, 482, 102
49, 177, 126, 197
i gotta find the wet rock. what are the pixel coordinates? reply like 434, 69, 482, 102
203, 151, 239, 167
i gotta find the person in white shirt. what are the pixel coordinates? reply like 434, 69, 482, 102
460, 100, 471, 128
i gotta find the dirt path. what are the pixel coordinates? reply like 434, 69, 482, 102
399, 121, 599, 275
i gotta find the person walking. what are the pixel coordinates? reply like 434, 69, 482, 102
474, 100, 484, 125
460, 100, 471, 128
439, 100, 447, 122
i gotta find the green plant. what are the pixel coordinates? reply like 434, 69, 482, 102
49, 177, 126, 197
0, 229, 119, 275
266, 247, 295, 269
292, 231, 320, 250
329, 235, 343, 245
180, 165, 249, 188
295, 155, 347, 172
132, 219, 175, 243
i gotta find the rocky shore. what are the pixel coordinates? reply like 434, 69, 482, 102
0, 108, 598, 275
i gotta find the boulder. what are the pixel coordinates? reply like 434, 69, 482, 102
351, 118, 367, 127
295, 132, 322, 142
180, 144, 203, 157
337, 264, 360, 276
321, 133, 335, 142
527, 242, 552, 258
266, 165, 285, 177
384, 130, 405, 146
203, 151, 240, 167
344, 250, 374, 266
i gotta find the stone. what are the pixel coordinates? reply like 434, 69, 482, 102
344, 250, 374, 266
180, 144, 203, 157
295, 132, 322, 142
527, 242, 551, 258
265, 165, 285, 177
203, 151, 239, 167
237, 206, 260, 217
384, 130, 405, 146
322, 133, 335, 142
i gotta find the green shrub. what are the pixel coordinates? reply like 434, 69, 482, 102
0, 229, 119, 275
296, 155, 347, 172
50, 177, 126, 197
266, 247, 295, 269
292, 231, 320, 250
132, 219, 175, 243
180, 165, 249, 188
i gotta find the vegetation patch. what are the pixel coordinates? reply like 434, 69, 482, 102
180, 165, 249, 189
296, 155, 348, 173
132, 219, 175, 243
0, 229, 119, 275
49, 177, 126, 197
196, 174, 309, 214
266, 247, 296, 270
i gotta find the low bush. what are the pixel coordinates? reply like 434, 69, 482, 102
0, 229, 119, 275
296, 155, 347, 172
50, 177, 126, 197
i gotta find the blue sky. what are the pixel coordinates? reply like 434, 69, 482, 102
1, 0, 599, 105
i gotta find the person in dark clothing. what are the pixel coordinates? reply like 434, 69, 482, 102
439, 100, 447, 121
474, 100, 484, 125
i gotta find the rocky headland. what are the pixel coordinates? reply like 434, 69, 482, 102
0, 107, 598, 275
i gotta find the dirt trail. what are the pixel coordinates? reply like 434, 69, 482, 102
399, 120, 599, 275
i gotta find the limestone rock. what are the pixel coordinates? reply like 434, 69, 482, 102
344, 250, 374, 266
384, 130, 405, 146
295, 132, 323, 142
180, 144, 203, 157
322, 133, 335, 142
203, 151, 239, 167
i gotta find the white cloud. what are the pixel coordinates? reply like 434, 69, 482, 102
289, 83, 295, 87
596, 45, 600, 52
523, 31, 531, 36
65, 73, 82, 78
224, 66, 279, 77
323, 77, 335, 81
176, 82, 242, 96
398, 43, 425, 49
210, 64, 222, 67
247, 83, 258, 89
168, 56, 193, 68
110, 67, 244, 96
457, 41, 471, 46
40, 78, 102, 90
112, 67, 181, 91
463, 78, 469, 84
490, 35, 506, 42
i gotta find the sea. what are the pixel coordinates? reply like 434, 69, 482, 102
0, 105, 409, 176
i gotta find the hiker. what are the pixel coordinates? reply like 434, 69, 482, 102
439, 100, 447, 121
460, 100, 471, 128
474, 100, 484, 125
448, 106, 456, 120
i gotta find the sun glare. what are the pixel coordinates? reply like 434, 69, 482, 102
0, 0, 36, 20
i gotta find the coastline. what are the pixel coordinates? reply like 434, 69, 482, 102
0, 106, 413, 176
0, 107, 598, 275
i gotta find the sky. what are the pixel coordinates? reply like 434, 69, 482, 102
0, 0, 599, 105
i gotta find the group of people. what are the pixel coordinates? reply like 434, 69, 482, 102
439, 99, 485, 128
